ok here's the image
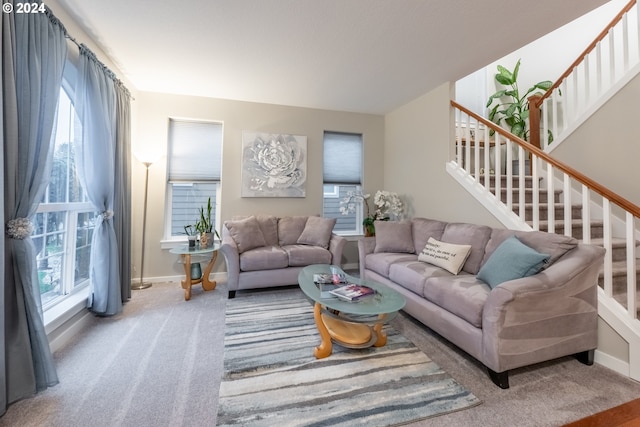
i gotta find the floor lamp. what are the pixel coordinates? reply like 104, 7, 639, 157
132, 160, 152, 290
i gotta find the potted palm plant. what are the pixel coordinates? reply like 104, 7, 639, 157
485, 58, 554, 174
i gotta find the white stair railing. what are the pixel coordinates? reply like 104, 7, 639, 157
453, 101, 640, 321
531, 0, 640, 150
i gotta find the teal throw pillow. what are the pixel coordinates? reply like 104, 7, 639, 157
477, 235, 550, 289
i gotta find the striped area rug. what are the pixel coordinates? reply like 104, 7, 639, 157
217, 289, 481, 427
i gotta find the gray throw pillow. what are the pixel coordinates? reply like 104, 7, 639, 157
297, 216, 337, 248
374, 221, 415, 253
278, 216, 309, 246
225, 216, 267, 253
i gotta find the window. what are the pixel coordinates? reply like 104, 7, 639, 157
34, 87, 97, 309
165, 119, 223, 240
322, 131, 363, 235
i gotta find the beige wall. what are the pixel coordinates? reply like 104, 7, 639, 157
384, 82, 503, 227
133, 92, 385, 280
550, 73, 640, 206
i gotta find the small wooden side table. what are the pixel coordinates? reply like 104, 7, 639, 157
169, 243, 220, 301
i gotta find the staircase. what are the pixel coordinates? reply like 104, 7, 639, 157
448, 0, 640, 382
494, 175, 640, 316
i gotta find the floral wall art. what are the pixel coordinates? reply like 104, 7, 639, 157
241, 132, 307, 197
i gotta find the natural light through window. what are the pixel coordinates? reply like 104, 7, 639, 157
33, 87, 97, 309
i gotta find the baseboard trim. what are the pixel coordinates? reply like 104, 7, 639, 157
48, 308, 93, 353
594, 349, 629, 377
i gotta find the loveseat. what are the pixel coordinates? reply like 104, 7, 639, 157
358, 217, 606, 388
221, 215, 347, 299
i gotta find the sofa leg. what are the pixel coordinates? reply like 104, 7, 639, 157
575, 349, 595, 366
487, 368, 510, 389
228, 290, 236, 299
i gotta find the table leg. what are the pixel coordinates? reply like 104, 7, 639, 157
373, 314, 388, 347
201, 251, 218, 291
313, 303, 332, 359
181, 254, 192, 301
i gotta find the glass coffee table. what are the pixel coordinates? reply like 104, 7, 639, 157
298, 264, 406, 359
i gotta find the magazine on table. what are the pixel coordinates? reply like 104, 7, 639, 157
314, 274, 346, 298
329, 283, 376, 301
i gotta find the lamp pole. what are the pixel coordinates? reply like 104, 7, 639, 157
132, 161, 152, 290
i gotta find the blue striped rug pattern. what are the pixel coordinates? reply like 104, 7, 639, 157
217, 290, 481, 427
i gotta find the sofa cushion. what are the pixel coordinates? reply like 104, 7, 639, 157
477, 235, 550, 289
482, 229, 577, 270
278, 216, 309, 246
255, 215, 279, 247
283, 244, 332, 267
296, 216, 336, 248
423, 275, 491, 328
418, 237, 472, 275
412, 217, 447, 254
388, 260, 451, 296
239, 246, 288, 271
374, 220, 415, 253
441, 223, 492, 274
225, 216, 267, 253
365, 252, 418, 278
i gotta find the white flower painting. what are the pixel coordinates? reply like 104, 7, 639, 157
241, 132, 307, 197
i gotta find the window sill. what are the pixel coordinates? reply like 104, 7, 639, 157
43, 287, 90, 334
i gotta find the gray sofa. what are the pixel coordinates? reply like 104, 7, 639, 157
221, 215, 347, 299
358, 217, 605, 388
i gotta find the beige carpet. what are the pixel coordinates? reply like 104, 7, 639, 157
2, 280, 640, 427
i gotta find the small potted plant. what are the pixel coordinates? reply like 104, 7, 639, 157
195, 197, 219, 248
184, 224, 197, 248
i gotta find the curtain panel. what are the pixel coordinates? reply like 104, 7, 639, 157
2, 6, 68, 414
114, 83, 132, 302
74, 46, 122, 316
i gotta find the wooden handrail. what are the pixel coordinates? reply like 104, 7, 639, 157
533, 0, 636, 109
452, 100, 640, 218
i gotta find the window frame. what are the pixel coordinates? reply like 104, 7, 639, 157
322, 131, 364, 236
162, 118, 223, 247
36, 56, 95, 312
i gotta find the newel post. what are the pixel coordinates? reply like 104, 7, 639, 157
528, 94, 542, 150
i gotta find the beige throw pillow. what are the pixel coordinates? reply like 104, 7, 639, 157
418, 237, 472, 275
225, 216, 267, 253
297, 216, 337, 248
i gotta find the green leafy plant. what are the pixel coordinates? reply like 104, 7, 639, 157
486, 59, 554, 142
195, 197, 220, 239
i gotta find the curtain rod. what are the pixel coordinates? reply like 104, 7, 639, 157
45, 6, 135, 101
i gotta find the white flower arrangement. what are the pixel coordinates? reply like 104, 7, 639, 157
339, 190, 403, 235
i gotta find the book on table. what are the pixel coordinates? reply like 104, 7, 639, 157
329, 283, 376, 301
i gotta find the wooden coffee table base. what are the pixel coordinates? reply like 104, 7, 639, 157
312, 302, 387, 359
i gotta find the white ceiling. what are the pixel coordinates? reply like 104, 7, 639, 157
55, 0, 608, 115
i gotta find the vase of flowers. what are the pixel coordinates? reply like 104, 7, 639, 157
340, 190, 403, 236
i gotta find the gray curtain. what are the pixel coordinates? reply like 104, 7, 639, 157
74, 45, 122, 315
2, 6, 67, 414
114, 83, 132, 302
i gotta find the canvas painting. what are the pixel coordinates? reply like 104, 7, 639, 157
241, 132, 307, 197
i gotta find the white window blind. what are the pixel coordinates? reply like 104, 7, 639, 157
168, 119, 222, 181
323, 131, 362, 184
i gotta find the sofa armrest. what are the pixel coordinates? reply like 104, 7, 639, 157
357, 236, 376, 278
329, 233, 347, 267
481, 243, 605, 372
220, 225, 240, 292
